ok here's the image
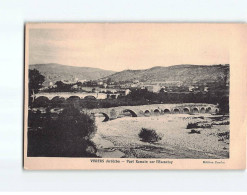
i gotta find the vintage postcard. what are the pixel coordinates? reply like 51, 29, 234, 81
24, 23, 247, 170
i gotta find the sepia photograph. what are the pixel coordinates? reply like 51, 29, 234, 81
24, 23, 246, 169
2, 0, 247, 192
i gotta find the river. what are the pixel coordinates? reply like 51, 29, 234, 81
92, 114, 229, 159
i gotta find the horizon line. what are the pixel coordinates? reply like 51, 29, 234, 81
29, 63, 229, 72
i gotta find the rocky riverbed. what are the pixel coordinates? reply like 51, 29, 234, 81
92, 114, 229, 159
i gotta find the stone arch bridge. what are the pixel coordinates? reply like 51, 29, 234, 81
83, 103, 219, 122
32, 92, 112, 100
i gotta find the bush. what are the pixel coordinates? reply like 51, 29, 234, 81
201, 124, 212, 128
51, 96, 66, 107
28, 106, 98, 157
187, 122, 200, 129
212, 121, 230, 125
33, 96, 50, 107
187, 122, 212, 129
218, 96, 229, 114
189, 129, 201, 134
138, 128, 162, 142
217, 131, 229, 140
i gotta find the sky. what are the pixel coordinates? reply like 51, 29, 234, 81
28, 23, 229, 71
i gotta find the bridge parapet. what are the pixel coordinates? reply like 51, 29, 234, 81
33, 92, 108, 100
85, 103, 219, 121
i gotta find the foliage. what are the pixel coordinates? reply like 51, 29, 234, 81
33, 96, 50, 107
31, 86, 229, 114
83, 80, 98, 87
217, 131, 229, 140
29, 69, 45, 94
54, 81, 77, 92
126, 88, 157, 102
218, 95, 229, 114
189, 129, 201, 134
187, 122, 212, 129
106, 78, 112, 85
29, 69, 45, 106
51, 96, 66, 107
138, 128, 162, 142
125, 88, 229, 111
187, 123, 200, 129
212, 121, 230, 125
28, 106, 98, 157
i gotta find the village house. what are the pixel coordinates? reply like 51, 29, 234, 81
103, 83, 108, 88
78, 79, 87, 83
97, 81, 104, 85
100, 88, 118, 94
145, 85, 161, 93
133, 79, 139, 84
189, 86, 195, 92
48, 82, 57, 89
204, 87, 209, 92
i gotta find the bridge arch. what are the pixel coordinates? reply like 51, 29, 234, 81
122, 109, 137, 117
51, 96, 66, 106
67, 96, 81, 101
206, 107, 212, 113
35, 96, 50, 101
200, 107, 206, 113
51, 96, 63, 101
164, 109, 171, 114
108, 94, 117, 99
34, 96, 50, 107
183, 107, 190, 114
84, 95, 96, 100
173, 108, 180, 114
192, 107, 199, 113
154, 109, 160, 115
98, 112, 110, 122
144, 110, 151, 116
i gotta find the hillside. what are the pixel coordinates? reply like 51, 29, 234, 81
103, 64, 229, 85
29, 63, 115, 86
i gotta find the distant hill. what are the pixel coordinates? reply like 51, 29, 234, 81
30, 63, 229, 87
29, 63, 116, 86
103, 64, 229, 85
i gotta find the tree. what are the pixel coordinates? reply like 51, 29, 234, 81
106, 78, 112, 85
55, 81, 64, 88
218, 96, 229, 114
28, 106, 98, 157
29, 69, 45, 96
33, 96, 50, 107
159, 88, 165, 93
